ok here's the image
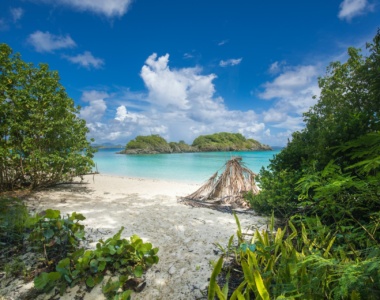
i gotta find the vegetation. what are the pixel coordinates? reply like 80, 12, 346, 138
209, 30, 380, 299
0, 43, 95, 191
122, 133, 270, 154
0, 198, 159, 299
248, 30, 380, 219
192, 132, 271, 151
124, 135, 172, 153
209, 214, 380, 299
169, 140, 195, 152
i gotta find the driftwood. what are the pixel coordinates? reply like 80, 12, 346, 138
179, 157, 259, 211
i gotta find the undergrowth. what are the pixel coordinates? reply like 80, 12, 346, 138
209, 213, 380, 300
0, 197, 159, 300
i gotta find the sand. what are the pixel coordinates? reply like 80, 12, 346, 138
1, 174, 269, 300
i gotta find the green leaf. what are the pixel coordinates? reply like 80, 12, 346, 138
208, 256, 224, 300
108, 245, 116, 255
74, 230, 85, 239
45, 209, 61, 219
253, 269, 269, 300
43, 228, 54, 240
134, 265, 143, 277
241, 261, 255, 290
72, 212, 86, 221
86, 276, 95, 288
102, 278, 120, 293
98, 261, 107, 272
138, 242, 152, 253
34, 272, 50, 290
114, 289, 132, 300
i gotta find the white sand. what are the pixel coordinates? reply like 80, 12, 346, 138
4, 174, 269, 300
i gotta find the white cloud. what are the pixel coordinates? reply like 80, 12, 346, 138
80, 100, 107, 122
115, 105, 128, 121
81, 90, 109, 102
80, 53, 270, 145
34, 0, 133, 17
338, 0, 370, 20
141, 53, 218, 110
218, 39, 229, 46
268, 61, 287, 74
219, 58, 243, 67
260, 65, 318, 100
79, 90, 108, 123
10, 8, 24, 22
183, 53, 194, 59
64, 51, 104, 69
27, 31, 76, 52
263, 109, 287, 122
272, 116, 304, 132
256, 64, 321, 143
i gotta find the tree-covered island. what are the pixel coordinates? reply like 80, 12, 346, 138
118, 132, 272, 154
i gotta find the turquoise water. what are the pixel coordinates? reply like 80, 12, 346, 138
93, 148, 281, 183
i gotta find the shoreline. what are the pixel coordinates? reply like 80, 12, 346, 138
3, 174, 269, 299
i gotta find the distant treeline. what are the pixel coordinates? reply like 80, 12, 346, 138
118, 132, 272, 154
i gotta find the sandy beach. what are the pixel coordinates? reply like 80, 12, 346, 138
2, 174, 269, 300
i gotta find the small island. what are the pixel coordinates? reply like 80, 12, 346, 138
118, 132, 272, 154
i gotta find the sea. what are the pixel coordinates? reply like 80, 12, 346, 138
93, 148, 282, 184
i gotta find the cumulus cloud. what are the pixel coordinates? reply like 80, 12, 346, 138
338, 0, 370, 21
79, 91, 108, 123
115, 105, 128, 121
10, 7, 24, 22
64, 51, 104, 69
263, 109, 287, 123
141, 53, 218, 110
33, 0, 133, 17
27, 31, 76, 52
272, 116, 304, 132
80, 53, 270, 145
258, 64, 321, 137
260, 65, 318, 100
219, 58, 243, 67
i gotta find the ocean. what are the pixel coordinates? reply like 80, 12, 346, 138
93, 148, 281, 184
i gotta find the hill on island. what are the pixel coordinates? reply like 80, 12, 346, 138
119, 132, 271, 154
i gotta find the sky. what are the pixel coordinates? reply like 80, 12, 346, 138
1, 0, 379, 146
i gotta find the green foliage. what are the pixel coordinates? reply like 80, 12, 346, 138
0, 196, 29, 250
0, 201, 159, 299
126, 134, 171, 152
245, 168, 300, 218
124, 132, 270, 154
209, 214, 380, 299
169, 141, 195, 152
0, 43, 95, 191
34, 226, 159, 299
239, 31, 380, 300
192, 132, 268, 151
250, 30, 380, 218
28, 209, 86, 265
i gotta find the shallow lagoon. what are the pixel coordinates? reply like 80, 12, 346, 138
93, 148, 281, 183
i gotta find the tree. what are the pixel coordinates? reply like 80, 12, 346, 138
0, 44, 95, 190
249, 30, 380, 218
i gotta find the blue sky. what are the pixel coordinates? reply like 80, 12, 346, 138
1, 0, 379, 146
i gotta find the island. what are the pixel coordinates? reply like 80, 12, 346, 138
118, 132, 272, 154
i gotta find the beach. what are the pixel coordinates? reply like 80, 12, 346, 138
3, 174, 269, 300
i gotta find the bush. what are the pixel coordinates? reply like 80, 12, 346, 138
0, 44, 95, 191
209, 214, 380, 299
0, 201, 159, 300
